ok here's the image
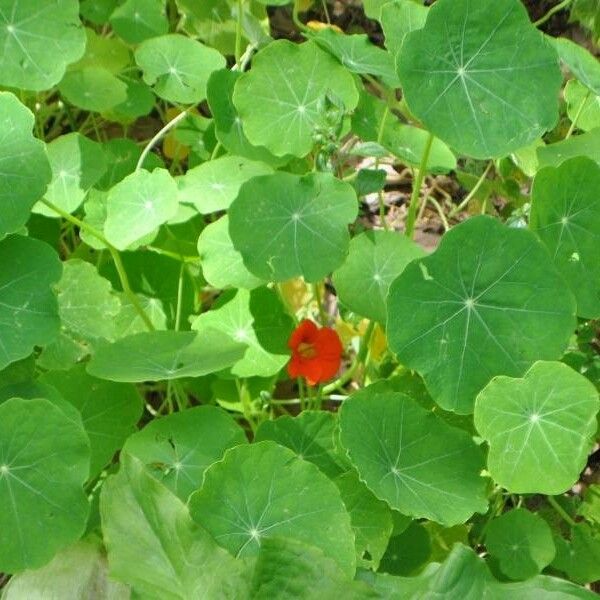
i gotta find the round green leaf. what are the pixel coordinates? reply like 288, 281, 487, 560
80, 0, 119, 25
474, 361, 600, 494
0, 235, 61, 370
58, 66, 128, 112
255, 411, 347, 479
339, 389, 488, 526
197, 216, 263, 290
380, 0, 428, 56
553, 523, 600, 585
135, 34, 226, 104
233, 40, 359, 157
100, 454, 251, 599
106, 79, 156, 123
189, 441, 356, 577
530, 156, 600, 319
0, 92, 52, 237
335, 470, 394, 570
206, 70, 290, 167
40, 364, 142, 479
73, 28, 130, 74
177, 155, 272, 214
387, 216, 577, 414
192, 288, 292, 378
379, 521, 431, 576
0, 0, 86, 91
397, 0, 561, 158
110, 0, 168, 44
122, 406, 247, 502
553, 37, 600, 96
485, 508, 555, 580
104, 168, 178, 250
87, 330, 246, 382
0, 398, 90, 573
229, 172, 358, 282
333, 230, 425, 324
35, 133, 107, 217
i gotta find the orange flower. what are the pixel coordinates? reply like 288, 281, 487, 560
287, 319, 343, 386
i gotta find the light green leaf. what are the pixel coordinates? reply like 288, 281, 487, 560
177, 155, 272, 214
1, 541, 130, 600
380, 0, 428, 56
387, 216, 577, 414
40, 365, 142, 479
0, 398, 90, 573
207, 70, 290, 167
58, 67, 128, 112
553, 523, 600, 584
87, 330, 246, 382
397, 0, 561, 158
564, 80, 600, 133
358, 543, 597, 599
333, 230, 425, 324
339, 389, 488, 526
0, 235, 61, 370
229, 171, 358, 282
0, 0, 86, 91
537, 127, 600, 168
35, 133, 107, 217
104, 168, 178, 250
122, 406, 247, 502
0, 93, 52, 237
80, 0, 119, 25
135, 34, 226, 104
553, 37, 600, 96
72, 28, 130, 74
197, 216, 263, 290
192, 287, 292, 378
110, 0, 168, 44
254, 411, 347, 478
100, 454, 250, 600
351, 92, 456, 173
474, 361, 600, 494
312, 29, 398, 84
486, 508, 555, 580
114, 293, 167, 337
233, 40, 359, 157
189, 441, 356, 577
250, 538, 375, 599
530, 156, 600, 319
335, 470, 394, 570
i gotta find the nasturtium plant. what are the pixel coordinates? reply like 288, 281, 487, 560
474, 361, 599, 494
1, 0, 599, 595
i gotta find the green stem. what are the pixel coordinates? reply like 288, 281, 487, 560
565, 90, 590, 139
146, 246, 198, 263
547, 495, 577, 528
376, 105, 391, 230
292, 0, 312, 33
136, 110, 189, 171
534, 0, 574, 27
448, 161, 493, 218
40, 198, 155, 331
235, 0, 244, 65
405, 132, 434, 239
313, 283, 328, 325
323, 321, 375, 394
321, 0, 331, 24
174, 263, 185, 331
210, 141, 222, 161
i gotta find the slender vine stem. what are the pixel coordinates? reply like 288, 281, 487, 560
235, 0, 244, 66
376, 104, 391, 230
136, 110, 189, 171
448, 161, 494, 218
405, 132, 435, 239
565, 89, 591, 139
292, 0, 312, 33
547, 495, 578, 527
40, 198, 155, 331
534, 0, 574, 27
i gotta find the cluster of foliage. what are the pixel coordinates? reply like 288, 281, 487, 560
0, 0, 599, 597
